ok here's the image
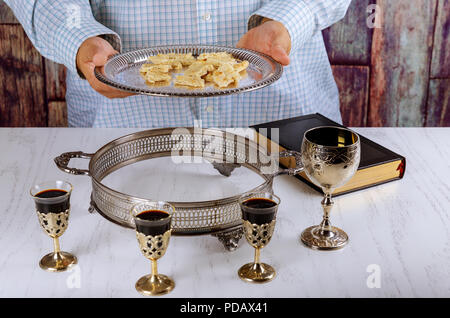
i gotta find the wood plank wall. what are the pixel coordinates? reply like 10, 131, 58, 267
0, 0, 449, 127
0, 1, 67, 127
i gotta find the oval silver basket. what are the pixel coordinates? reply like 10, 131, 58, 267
54, 128, 302, 250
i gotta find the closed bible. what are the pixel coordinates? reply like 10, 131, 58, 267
251, 113, 406, 196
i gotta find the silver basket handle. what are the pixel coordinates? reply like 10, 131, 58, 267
54, 151, 93, 176
274, 150, 304, 176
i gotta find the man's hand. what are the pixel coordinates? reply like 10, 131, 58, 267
76, 36, 134, 99
236, 19, 291, 66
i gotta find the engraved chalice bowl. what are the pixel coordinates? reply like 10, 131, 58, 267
131, 201, 175, 296
238, 191, 280, 283
30, 180, 77, 272
300, 126, 361, 250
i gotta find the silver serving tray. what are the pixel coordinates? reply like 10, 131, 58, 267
94, 45, 283, 97
54, 128, 302, 250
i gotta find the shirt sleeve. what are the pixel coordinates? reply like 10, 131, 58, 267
3, 0, 121, 77
248, 0, 352, 52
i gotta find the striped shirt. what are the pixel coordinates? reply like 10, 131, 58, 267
6, 0, 351, 128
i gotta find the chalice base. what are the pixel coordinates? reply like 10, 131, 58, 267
39, 251, 77, 272
301, 225, 348, 250
135, 274, 175, 296
238, 262, 276, 283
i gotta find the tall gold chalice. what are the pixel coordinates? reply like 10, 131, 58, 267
300, 126, 361, 250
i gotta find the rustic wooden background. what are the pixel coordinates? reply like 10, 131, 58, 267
0, 0, 449, 127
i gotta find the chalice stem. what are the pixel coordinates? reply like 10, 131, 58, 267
53, 237, 61, 254
254, 247, 261, 265
319, 194, 334, 235
151, 259, 158, 278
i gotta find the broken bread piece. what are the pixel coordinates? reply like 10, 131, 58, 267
144, 71, 172, 84
174, 74, 205, 88
233, 60, 249, 73
197, 52, 235, 62
147, 53, 194, 66
184, 61, 215, 77
175, 53, 196, 66
140, 64, 172, 75
211, 63, 242, 88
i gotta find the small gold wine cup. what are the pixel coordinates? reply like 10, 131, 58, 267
238, 192, 280, 283
30, 181, 77, 272
131, 201, 175, 296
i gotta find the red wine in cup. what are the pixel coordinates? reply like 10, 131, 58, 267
240, 198, 277, 225
34, 189, 70, 214
135, 210, 171, 236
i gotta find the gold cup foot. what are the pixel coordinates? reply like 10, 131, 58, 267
135, 274, 175, 296
238, 262, 276, 283
300, 225, 348, 250
39, 251, 77, 272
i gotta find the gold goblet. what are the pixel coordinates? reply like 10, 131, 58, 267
238, 192, 280, 283
300, 126, 361, 250
131, 201, 175, 296
30, 180, 77, 272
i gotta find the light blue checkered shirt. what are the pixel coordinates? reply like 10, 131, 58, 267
6, 0, 351, 128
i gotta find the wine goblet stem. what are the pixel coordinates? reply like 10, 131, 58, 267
53, 237, 61, 254
151, 259, 158, 277
300, 191, 348, 250
254, 247, 261, 265
319, 193, 334, 235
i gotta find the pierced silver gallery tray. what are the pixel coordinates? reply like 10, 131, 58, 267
94, 45, 283, 97
54, 128, 302, 250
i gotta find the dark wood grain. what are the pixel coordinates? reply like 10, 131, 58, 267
426, 79, 450, 126
45, 60, 67, 100
323, 0, 375, 65
48, 101, 68, 127
332, 65, 369, 127
0, 1, 18, 24
0, 25, 46, 126
369, 0, 437, 127
431, 0, 450, 78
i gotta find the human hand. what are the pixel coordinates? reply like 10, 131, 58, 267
236, 19, 291, 66
76, 36, 134, 99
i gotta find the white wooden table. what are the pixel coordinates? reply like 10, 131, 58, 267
0, 127, 449, 297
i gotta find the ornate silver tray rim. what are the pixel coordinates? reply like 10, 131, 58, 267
94, 45, 283, 97
53, 128, 303, 240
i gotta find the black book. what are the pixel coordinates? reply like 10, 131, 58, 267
251, 113, 406, 196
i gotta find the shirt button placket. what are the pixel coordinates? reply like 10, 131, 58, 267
197, 1, 217, 127
197, 1, 216, 43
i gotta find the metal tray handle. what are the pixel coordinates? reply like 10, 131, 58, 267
275, 150, 304, 176
54, 151, 93, 176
